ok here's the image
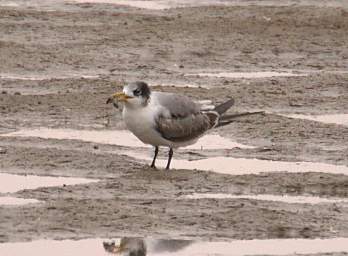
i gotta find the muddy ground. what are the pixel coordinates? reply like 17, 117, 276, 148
0, 0, 348, 250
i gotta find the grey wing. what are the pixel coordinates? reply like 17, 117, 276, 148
153, 92, 218, 142
156, 112, 217, 142
153, 92, 201, 118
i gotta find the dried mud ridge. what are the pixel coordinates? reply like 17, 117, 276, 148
0, 0, 348, 251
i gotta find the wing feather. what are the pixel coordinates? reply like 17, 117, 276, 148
156, 113, 216, 142
152, 92, 220, 142
153, 92, 200, 118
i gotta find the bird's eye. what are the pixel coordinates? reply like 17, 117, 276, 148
133, 89, 141, 96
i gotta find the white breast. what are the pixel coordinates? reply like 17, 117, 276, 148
122, 103, 171, 147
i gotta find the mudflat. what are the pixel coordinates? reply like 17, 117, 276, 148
0, 0, 348, 253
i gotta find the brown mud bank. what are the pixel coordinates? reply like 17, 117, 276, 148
0, 1, 348, 254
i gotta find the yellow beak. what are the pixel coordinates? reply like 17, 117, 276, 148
106, 92, 132, 104
112, 244, 125, 254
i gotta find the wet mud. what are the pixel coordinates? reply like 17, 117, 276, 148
0, 0, 348, 254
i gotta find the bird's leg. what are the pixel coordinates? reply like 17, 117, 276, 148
150, 146, 159, 168
166, 148, 174, 170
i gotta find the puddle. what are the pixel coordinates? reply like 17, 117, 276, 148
156, 83, 205, 88
185, 71, 307, 79
284, 114, 348, 126
2, 237, 348, 255
0, 196, 41, 206
183, 193, 348, 204
2, 129, 146, 148
1, 128, 254, 150
186, 70, 348, 79
0, 2, 19, 7
71, 0, 170, 9
0, 173, 98, 206
3, 128, 348, 176
0, 73, 99, 81
6, 129, 346, 176
124, 152, 348, 176
152, 82, 209, 89
188, 134, 254, 150
69, 0, 348, 10
0, 173, 98, 193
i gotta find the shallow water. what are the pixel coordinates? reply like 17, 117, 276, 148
0, 2, 19, 7
2, 128, 254, 150
71, 0, 170, 9
186, 71, 307, 79
186, 70, 348, 79
1, 237, 348, 255
3, 129, 347, 176
184, 193, 348, 204
0, 73, 99, 80
0, 173, 98, 193
124, 151, 348, 176
0, 196, 41, 206
153, 83, 211, 89
68, 0, 348, 10
285, 113, 348, 126
157, 83, 204, 88
0, 173, 98, 206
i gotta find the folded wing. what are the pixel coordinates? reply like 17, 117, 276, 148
153, 92, 219, 142
156, 112, 217, 142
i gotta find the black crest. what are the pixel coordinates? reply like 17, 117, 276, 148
134, 81, 151, 99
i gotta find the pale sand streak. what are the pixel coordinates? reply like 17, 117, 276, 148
1, 128, 254, 150
186, 71, 307, 78
0, 173, 98, 193
0, 173, 98, 206
123, 151, 348, 176
284, 113, 348, 126
0, 197, 41, 206
1, 238, 348, 255
183, 193, 348, 204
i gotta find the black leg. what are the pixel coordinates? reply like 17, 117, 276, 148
166, 148, 174, 170
150, 146, 159, 168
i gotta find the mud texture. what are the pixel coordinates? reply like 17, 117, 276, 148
0, 0, 348, 252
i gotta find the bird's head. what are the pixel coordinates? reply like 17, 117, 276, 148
103, 238, 147, 256
107, 81, 151, 109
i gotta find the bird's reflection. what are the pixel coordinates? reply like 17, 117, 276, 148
103, 237, 193, 255
104, 238, 146, 256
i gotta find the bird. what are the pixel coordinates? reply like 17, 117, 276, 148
107, 81, 236, 170
103, 237, 193, 255
103, 238, 146, 255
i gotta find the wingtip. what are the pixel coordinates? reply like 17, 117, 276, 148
214, 98, 235, 115
227, 97, 235, 106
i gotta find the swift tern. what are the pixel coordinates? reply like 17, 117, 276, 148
107, 81, 236, 169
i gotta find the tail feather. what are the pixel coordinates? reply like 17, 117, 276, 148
220, 111, 265, 121
212, 98, 265, 128
217, 111, 265, 128
216, 120, 235, 128
214, 98, 235, 115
